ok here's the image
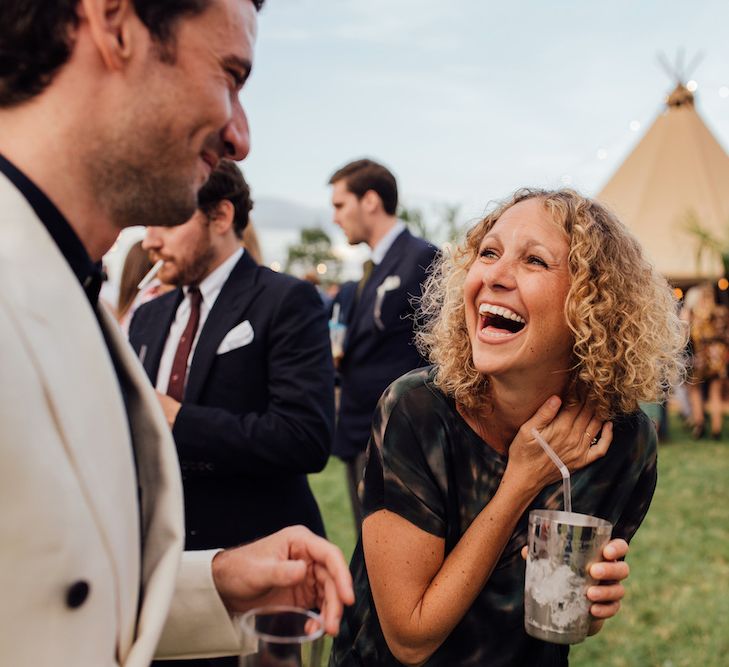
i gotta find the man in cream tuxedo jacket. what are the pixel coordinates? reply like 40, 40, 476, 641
129, 162, 333, 564
0, 2, 352, 665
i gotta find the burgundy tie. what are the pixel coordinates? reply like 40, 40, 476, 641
167, 287, 202, 402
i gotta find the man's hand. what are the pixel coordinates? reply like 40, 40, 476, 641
156, 391, 181, 427
586, 538, 629, 635
211, 525, 355, 636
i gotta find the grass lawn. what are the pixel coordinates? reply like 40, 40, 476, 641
308, 421, 729, 666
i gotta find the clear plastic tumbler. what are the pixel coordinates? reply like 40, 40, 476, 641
238, 606, 324, 667
524, 509, 613, 644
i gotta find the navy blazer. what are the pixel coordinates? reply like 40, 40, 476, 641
129, 252, 334, 548
334, 228, 438, 460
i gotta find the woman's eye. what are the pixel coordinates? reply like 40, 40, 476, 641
480, 248, 498, 259
527, 256, 548, 268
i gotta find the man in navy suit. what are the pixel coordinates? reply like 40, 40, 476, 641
129, 160, 333, 555
329, 159, 438, 525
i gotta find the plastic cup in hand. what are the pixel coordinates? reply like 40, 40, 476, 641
329, 321, 347, 360
328, 303, 346, 360
238, 606, 324, 667
525, 428, 611, 643
524, 510, 613, 644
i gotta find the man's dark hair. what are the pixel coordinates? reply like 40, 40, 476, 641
198, 159, 253, 238
0, 0, 265, 107
328, 158, 398, 215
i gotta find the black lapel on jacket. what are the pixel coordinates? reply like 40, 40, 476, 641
137, 288, 184, 385
347, 228, 410, 341
184, 252, 263, 403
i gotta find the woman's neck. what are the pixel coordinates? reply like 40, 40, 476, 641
462, 374, 570, 454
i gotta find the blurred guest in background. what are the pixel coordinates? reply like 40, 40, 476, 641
685, 282, 729, 439
328, 158, 438, 526
116, 240, 173, 333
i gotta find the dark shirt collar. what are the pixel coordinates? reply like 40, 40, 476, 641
0, 153, 104, 305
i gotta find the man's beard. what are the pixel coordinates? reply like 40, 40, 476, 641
164, 243, 216, 287
89, 157, 198, 231
83, 109, 210, 231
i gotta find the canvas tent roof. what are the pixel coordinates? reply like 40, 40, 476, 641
596, 83, 729, 281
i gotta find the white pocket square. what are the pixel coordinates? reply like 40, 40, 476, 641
217, 320, 254, 354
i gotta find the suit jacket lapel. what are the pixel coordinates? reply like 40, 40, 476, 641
185, 252, 263, 403
97, 308, 185, 664
348, 229, 410, 340
138, 288, 184, 385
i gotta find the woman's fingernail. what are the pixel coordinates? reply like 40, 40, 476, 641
592, 565, 605, 577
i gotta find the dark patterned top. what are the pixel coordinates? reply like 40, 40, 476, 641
330, 367, 657, 667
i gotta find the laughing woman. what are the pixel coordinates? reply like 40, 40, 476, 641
330, 189, 685, 667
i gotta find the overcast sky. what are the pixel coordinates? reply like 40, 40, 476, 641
242, 1, 729, 227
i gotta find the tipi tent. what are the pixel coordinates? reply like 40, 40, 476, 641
597, 82, 729, 283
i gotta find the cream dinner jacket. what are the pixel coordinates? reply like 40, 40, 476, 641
0, 173, 242, 665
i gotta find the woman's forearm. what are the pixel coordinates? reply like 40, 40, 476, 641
373, 474, 537, 664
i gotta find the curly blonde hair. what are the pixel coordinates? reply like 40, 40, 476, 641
415, 188, 686, 419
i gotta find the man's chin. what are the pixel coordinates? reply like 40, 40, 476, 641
157, 268, 181, 287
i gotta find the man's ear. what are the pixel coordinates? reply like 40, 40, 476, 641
210, 200, 236, 235
79, 0, 137, 71
361, 190, 382, 215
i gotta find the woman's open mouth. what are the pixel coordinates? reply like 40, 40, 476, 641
478, 303, 526, 337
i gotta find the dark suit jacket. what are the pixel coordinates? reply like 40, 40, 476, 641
334, 228, 438, 460
129, 252, 334, 549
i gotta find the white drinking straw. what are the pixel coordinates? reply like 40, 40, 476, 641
137, 259, 164, 290
531, 427, 572, 513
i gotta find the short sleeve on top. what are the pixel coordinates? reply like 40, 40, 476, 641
362, 371, 448, 538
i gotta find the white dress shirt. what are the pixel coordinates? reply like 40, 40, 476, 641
156, 247, 243, 394
371, 220, 405, 264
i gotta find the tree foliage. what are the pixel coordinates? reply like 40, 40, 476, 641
398, 203, 465, 246
685, 211, 729, 277
285, 226, 342, 280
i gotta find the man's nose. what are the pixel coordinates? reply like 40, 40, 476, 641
221, 101, 250, 161
142, 228, 161, 251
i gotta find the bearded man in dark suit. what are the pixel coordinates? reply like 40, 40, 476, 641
129, 159, 332, 552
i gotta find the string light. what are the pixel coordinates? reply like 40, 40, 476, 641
718, 278, 729, 291
270, 261, 281, 272
316, 263, 327, 275
687, 80, 698, 92
673, 287, 684, 300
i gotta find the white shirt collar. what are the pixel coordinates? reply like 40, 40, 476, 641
185, 246, 243, 308
371, 221, 405, 265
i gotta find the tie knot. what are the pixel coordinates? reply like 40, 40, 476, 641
362, 259, 375, 279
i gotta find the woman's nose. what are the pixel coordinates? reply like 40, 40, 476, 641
485, 258, 517, 290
